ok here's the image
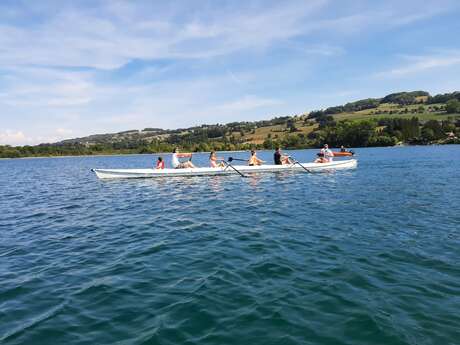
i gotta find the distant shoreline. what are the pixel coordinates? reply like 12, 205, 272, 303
0, 150, 250, 160
2, 144, 460, 160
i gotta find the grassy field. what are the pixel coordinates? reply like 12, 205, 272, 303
231, 121, 317, 144
331, 101, 459, 122
223, 102, 458, 145
334, 112, 460, 122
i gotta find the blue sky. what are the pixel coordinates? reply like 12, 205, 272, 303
1, 0, 460, 145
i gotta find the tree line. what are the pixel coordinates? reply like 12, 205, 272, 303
2, 89, 460, 158
261, 117, 459, 149
2, 116, 459, 158
308, 91, 460, 118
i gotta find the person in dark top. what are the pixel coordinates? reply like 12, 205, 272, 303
274, 147, 292, 165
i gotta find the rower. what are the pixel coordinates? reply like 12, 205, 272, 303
274, 147, 293, 165
156, 157, 165, 169
320, 144, 334, 162
339, 145, 355, 155
209, 150, 225, 168
248, 150, 264, 166
171, 148, 196, 169
314, 153, 328, 163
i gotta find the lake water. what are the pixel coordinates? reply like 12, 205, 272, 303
1, 146, 459, 345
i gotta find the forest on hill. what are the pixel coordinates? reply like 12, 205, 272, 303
1, 91, 460, 158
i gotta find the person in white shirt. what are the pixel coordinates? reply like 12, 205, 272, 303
320, 144, 334, 162
171, 148, 196, 169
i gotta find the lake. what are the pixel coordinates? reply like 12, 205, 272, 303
1, 146, 459, 345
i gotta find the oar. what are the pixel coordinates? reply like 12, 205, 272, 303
228, 157, 248, 162
288, 156, 313, 173
223, 160, 247, 178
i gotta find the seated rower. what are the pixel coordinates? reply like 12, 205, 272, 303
209, 150, 225, 168
171, 148, 196, 169
320, 144, 334, 162
314, 153, 328, 163
248, 150, 265, 166
156, 157, 165, 169
274, 147, 293, 165
339, 145, 354, 155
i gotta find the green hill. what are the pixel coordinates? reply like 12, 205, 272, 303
1, 91, 460, 158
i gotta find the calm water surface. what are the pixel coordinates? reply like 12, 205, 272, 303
1, 146, 459, 345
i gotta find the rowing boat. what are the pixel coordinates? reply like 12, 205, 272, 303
91, 159, 357, 179
333, 151, 354, 157
92, 159, 357, 179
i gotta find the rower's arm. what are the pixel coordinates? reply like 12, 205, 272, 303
176, 153, 192, 158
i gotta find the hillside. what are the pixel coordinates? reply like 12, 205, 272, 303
1, 91, 460, 158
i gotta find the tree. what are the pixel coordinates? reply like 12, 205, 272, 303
421, 128, 435, 141
441, 120, 455, 132
282, 134, 301, 148
446, 99, 460, 114
381, 91, 429, 105
318, 120, 376, 147
289, 124, 298, 133
367, 135, 397, 147
317, 115, 336, 129
428, 91, 460, 104
393, 130, 403, 140
263, 138, 275, 149
286, 119, 296, 132
422, 120, 444, 140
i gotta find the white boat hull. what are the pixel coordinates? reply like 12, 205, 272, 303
92, 159, 357, 179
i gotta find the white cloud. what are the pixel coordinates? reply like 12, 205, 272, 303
0, 128, 78, 146
0, 0, 459, 146
215, 96, 283, 112
0, 66, 94, 108
2, 0, 444, 71
56, 128, 73, 135
301, 45, 345, 56
0, 0, 455, 73
0, 130, 28, 145
375, 51, 460, 78
0, 1, 331, 70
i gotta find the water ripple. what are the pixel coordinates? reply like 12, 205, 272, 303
1, 147, 460, 344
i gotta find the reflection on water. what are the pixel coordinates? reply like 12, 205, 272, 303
208, 176, 223, 193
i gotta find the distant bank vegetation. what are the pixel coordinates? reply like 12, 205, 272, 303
1, 91, 460, 158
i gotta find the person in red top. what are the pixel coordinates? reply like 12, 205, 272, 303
156, 157, 165, 169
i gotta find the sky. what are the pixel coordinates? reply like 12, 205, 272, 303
1, 0, 460, 146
